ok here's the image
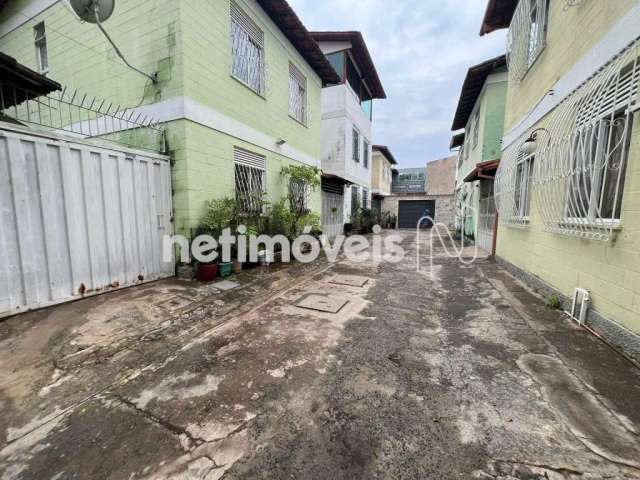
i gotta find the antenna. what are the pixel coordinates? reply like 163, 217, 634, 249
66, 0, 114, 22
65, 0, 157, 84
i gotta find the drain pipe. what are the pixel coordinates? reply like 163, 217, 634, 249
93, 4, 158, 84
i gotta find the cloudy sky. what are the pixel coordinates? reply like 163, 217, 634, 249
289, 0, 507, 168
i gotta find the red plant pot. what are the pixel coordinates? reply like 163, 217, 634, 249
196, 263, 219, 282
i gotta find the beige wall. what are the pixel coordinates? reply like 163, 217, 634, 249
504, 0, 636, 131
371, 150, 393, 195
426, 156, 456, 196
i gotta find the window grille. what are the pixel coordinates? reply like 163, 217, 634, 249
495, 38, 639, 241
351, 186, 359, 215
230, 1, 265, 95
234, 147, 266, 214
34, 22, 48, 74
472, 109, 480, 149
507, 0, 550, 81
288, 178, 309, 216
288, 62, 307, 124
353, 129, 360, 162
362, 187, 369, 209
363, 140, 369, 168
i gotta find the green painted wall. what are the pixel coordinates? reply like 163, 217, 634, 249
454, 70, 507, 239
0, 0, 323, 235
496, 1, 640, 336
481, 79, 507, 162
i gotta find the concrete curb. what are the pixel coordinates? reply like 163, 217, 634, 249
494, 256, 640, 366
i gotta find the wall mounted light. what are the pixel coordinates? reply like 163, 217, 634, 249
276, 138, 286, 146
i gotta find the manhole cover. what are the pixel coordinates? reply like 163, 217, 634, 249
328, 275, 368, 287
296, 294, 348, 313
155, 295, 194, 312
212, 280, 239, 291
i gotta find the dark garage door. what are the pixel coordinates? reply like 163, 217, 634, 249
398, 200, 435, 229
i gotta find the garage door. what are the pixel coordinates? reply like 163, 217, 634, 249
398, 200, 435, 229
0, 125, 174, 318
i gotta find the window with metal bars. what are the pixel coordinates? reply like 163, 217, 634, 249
230, 1, 265, 95
362, 188, 369, 209
353, 129, 360, 162
288, 62, 307, 125
496, 41, 639, 241
472, 109, 480, 149
363, 140, 369, 168
565, 110, 633, 223
514, 153, 535, 219
234, 147, 266, 215
507, 0, 550, 81
34, 22, 48, 74
351, 186, 359, 216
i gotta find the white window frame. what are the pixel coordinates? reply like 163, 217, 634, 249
513, 152, 535, 221
288, 62, 307, 125
230, 1, 265, 96
34, 22, 48, 74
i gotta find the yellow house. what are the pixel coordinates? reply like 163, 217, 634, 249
482, 0, 640, 361
371, 145, 397, 213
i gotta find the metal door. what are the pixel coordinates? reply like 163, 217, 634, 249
398, 200, 435, 229
477, 194, 496, 252
0, 124, 174, 317
321, 190, 344, 238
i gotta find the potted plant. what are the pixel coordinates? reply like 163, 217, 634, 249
195, 197, 237, 282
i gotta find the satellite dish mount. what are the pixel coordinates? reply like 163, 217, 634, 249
67, 0, 157, 84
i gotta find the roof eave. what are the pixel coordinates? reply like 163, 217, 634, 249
256, 0, 340, 85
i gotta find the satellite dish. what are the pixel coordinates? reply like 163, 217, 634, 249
66, 0, 115, 23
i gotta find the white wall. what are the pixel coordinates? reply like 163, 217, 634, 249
320, 84, 372, 188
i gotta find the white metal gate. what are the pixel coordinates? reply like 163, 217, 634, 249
477, 194, 496, 253
0, 123, 174, 317
321, 191, 344, 238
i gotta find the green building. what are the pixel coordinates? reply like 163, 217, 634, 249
450, 55, 507, 252
0, 0, 339, 235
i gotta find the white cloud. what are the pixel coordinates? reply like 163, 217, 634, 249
289, 0, 506, 167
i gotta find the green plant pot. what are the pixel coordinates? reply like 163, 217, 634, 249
219, 261, 233, 277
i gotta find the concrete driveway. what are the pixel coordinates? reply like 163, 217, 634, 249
1, 231, 639, 479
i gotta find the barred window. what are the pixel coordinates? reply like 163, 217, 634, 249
363, 140, 369, 168
230, 1, 265, 95
288, 62, 307, 124
507, 0, 550, 81
351, 186, 359, 215
472, 109, 480, 149
514, 152, 535, 219
362, 187, 369, 209
234, 147, 266, 214
353, 129, 360, 162
566, 110, 633, 222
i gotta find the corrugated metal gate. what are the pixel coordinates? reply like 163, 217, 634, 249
0, 124, 174, 318
398, 200, 434, 229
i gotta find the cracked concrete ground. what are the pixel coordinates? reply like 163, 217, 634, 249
1, 231, 640, 479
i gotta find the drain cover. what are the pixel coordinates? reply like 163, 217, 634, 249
212, 280, 239, 291
328, 275, 368, 287
155, 295, 194, 312
296, 294, 348, 313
